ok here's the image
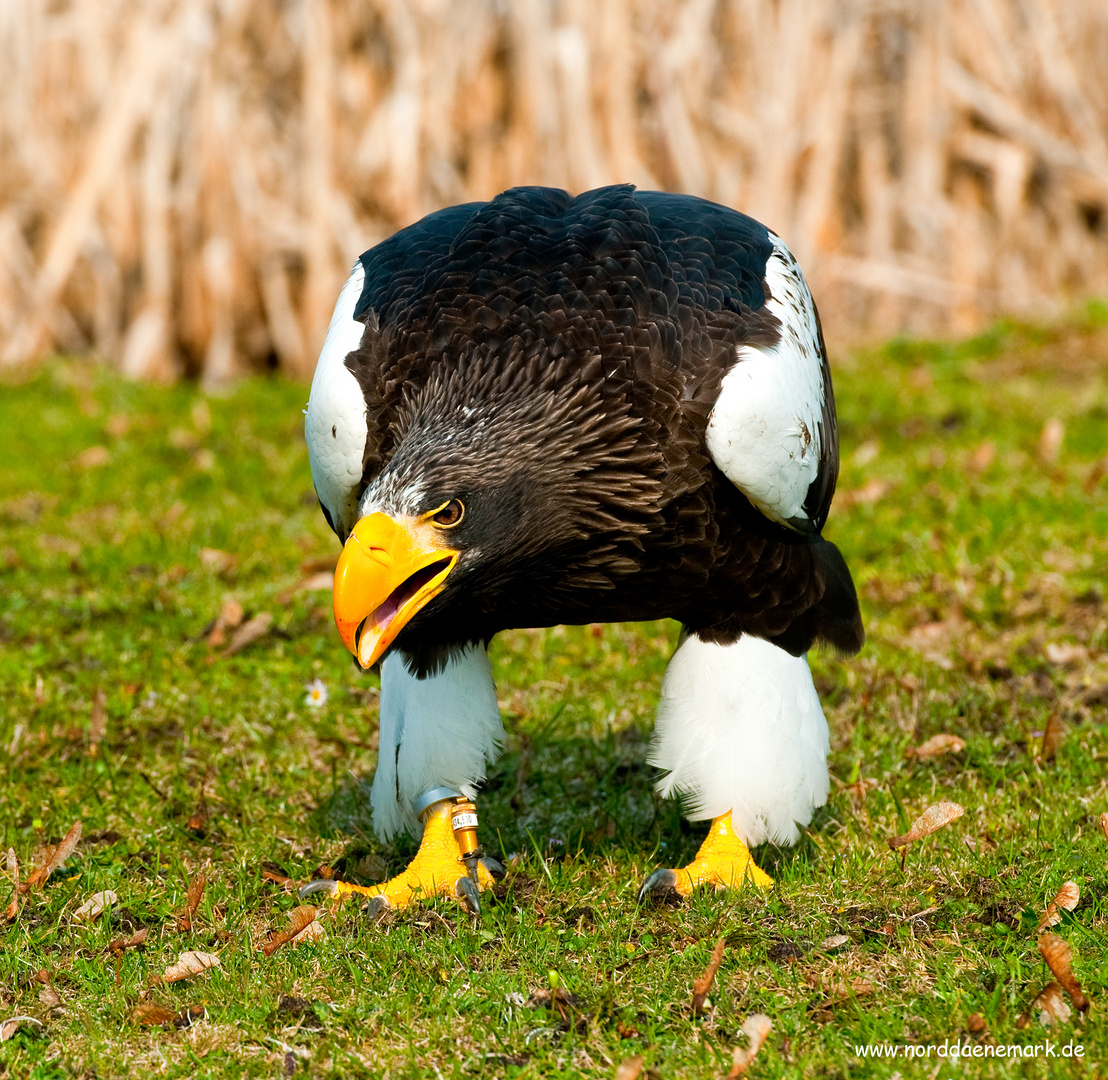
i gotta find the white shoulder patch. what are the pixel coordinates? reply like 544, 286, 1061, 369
704, 233, 825, 530
649, 634, 829, 846
371, 645, 505, 840
304, 261, 369, 538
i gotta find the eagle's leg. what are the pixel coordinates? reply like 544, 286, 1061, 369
640, 633, 831, 903
300, 798, 501, 914
638, 812, 772, 901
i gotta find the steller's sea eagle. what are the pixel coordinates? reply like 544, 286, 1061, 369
301, 185, 863, 913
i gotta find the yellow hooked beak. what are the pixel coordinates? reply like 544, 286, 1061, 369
332, 512, 458, 668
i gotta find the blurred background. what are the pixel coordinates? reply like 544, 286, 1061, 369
1, 0, 1106, 383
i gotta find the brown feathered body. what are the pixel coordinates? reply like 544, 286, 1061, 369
329, 186, 861, 672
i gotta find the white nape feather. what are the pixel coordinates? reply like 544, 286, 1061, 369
372, 644, 505, 840
649, 634, 829, 846
705, 233, 825, 530
304, 261, 369, 538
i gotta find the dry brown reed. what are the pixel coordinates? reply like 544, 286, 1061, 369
1, 0, 1106, 380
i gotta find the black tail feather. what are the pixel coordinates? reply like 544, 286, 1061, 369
812, 538, 865, 655
768, 538, 864, 657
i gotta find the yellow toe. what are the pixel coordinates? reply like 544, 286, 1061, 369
670, 813, 773, 896
326, 802, 494, 909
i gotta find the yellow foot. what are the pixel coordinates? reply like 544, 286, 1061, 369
638, 813, 773, 902
300, 801, 500, 914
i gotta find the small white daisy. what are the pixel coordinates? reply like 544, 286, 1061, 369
304, 678, 328, 708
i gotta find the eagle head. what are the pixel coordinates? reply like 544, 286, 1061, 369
321, 354, 659, 673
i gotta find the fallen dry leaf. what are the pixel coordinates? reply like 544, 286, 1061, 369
1045, 642, 1088, 666
220, 596, 245, 627
852, 440, 879, 466
1084, 454, 1108, 495
906, 733, 965, 759
1037, 882, 1080, 932
843, 777, 879, 806
222, 612, 273, 657
1017, 981, 1073, 1028
131, 1003, 179, 1026
169, 426, 199, 450
692, 937, 725, 1016
887, 801, 965, 850
206, 596, 246, 646
277, 570, 335, 605
296, 570, 334, 593
967, 440, 995, 473
160, 949, 221, 984
1038, 933, 1089, 1012
1036, 982, 1073, 1026
726, 1013, 772, 1078
261, 868, 297, 893
832, 774, 880, 810
1039, 714, 1067, 762
263, 905, 323, 956
76, 445, 111, 469
1101, 812, 1108, 842
1038, 418, 1064, 463
73, 889, 117, 923
88, 688, 107, 755
839, 478, 888, 507
198, 547, 237, 575
614, 1056, 643, 1080
108, 927, 149, 953
294, 918, 325, 946
809, 975, 876, 1006
0, 1015, 43, 1042
177, 873, 206, 932
20, 821, 82, 893
38, 984, 62, 1009
35, 970, 62, 1009
185, 800, 208, 835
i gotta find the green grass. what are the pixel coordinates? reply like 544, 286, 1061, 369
2, 309, 1107, 1078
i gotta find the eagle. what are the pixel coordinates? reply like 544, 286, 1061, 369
300, 185, 863, 914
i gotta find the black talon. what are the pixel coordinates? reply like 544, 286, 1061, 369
637, 867, 682, 905
365, 894, 391, 919
478, 854, 506, 880
299, 879, 338, 900
455, 875, 481, 915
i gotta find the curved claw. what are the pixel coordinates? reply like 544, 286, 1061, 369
365, 894, 391, 919
478, 854, 506, 880
637, 867, 680, 905
455, 874, 481, 915
299, 879, 339, 899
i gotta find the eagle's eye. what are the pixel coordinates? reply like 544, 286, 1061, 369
431, 499, 465, 528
